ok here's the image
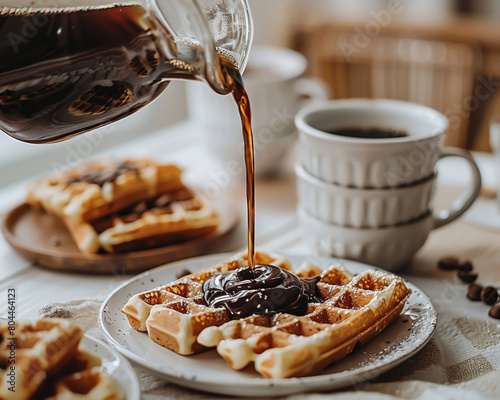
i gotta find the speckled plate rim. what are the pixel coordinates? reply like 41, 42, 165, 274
82, 335, 141, 400
98, 253, 437, 397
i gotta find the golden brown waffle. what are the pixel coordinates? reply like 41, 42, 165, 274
0, 319, 123, 400
122, 251, 291, 354
122, 252, 411, 378
198, 267, 411, 378
63, 188, 219, 253
45, 363, 123, 400
27, 158, 185, 223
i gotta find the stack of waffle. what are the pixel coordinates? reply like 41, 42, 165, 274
0, 319, 123, 400
122, 251, 411, 378
28, 159, 219, 254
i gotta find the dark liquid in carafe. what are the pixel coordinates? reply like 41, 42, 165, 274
0, 4, 196, 143
0, 3, 257, 268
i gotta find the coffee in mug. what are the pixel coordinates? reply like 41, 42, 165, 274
323, 127, 408, 139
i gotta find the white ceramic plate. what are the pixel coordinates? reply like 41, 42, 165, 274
81, 335, 140, 400
99, 254, 437, 397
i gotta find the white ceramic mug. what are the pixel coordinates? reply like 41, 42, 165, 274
296, 164, 437, 228
187, 45, 329, 176
295, 99, 481, 189
298, 206, 433, 272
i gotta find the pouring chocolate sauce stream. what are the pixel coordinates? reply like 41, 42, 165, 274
201, 59, 323, 317
219, 55, 255, 270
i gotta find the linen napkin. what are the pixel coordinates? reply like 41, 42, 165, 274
39, 299, 500, 400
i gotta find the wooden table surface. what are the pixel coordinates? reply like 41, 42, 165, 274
0, 121, 499, 326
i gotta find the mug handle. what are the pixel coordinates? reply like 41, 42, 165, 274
433, 147, 482, 229
294, 77, 331, 106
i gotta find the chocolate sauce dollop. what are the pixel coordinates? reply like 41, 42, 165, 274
203, 264, 321, 318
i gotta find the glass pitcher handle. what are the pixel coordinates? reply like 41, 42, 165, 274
197, 0, 253, 72
151, 0, 253, 94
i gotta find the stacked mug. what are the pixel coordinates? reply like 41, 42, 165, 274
295, 99, 482, 271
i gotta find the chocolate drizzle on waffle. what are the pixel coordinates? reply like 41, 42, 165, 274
90, 188, 196, 234
66, 161, 139, 186
203, 265, 321, 318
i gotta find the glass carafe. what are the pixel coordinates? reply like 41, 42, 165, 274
0, 0, 253, 143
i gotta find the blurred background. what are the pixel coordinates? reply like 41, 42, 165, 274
2, 0, 500, 187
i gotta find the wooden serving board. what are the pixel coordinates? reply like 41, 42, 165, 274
2, 199, 239, 274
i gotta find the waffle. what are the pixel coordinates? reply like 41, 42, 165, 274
27, 158, 185, 223
63, 188, 219, 253
122, 251, 291, 354
198, 266, 411, 378
122, 252, 411, 378
0, 319, 123, 400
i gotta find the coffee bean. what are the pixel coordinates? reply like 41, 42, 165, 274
176, 268, 192, 280
481, 286, 499, 305
467, 284, 483, 301
457, 270, 478, 283
438, 257, 460, 270
457, 261, 473, 272
489, 305, 500, 319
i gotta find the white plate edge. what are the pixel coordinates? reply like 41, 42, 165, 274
82, 334, 141, 400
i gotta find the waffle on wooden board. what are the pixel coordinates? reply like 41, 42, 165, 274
27, 159, 219, 254
0, 319, 123, 400
122, 252, 411, 379
28, 159, 185, 223
62, 188, 219, 254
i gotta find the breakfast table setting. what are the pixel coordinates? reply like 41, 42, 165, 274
1, 118, 500, 399
2, 1, 500, 399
